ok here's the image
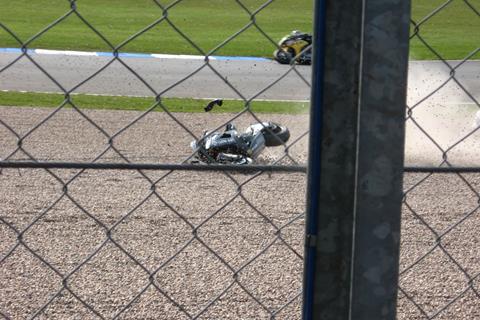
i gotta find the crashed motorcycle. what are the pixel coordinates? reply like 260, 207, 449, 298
273, 30, 312, 65
190, 122, 290, 165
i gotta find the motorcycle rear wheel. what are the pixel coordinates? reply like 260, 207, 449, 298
263, 122, 290, 147
274, 49, 293, 64
297, 46, 312, 65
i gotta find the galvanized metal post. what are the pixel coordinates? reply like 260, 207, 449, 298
349, 0, 411, 318
303, 0, 410, 319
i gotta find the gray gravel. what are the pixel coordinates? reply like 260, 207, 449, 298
0, 107, 307, 319
1, 107, 479, 319
399, 173, 480, 319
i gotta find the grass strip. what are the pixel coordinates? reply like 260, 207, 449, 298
0, 91, 310, 114
0, 0, 478, 60
410, 0, 480, 60
0, 0, 312, 58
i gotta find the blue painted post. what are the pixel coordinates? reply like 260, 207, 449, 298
302, 0, 327, 318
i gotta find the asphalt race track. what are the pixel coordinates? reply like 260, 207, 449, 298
0, 51, 311, 101
1, 51, 479, 103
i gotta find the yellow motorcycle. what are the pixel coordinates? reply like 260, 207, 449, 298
273, 30, 312, 65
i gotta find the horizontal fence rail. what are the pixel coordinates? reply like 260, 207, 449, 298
0, 161, 308, 173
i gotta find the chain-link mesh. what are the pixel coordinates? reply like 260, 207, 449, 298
3, 0, 478, 319
399, 0, 480, 318
0, 0, 311, 318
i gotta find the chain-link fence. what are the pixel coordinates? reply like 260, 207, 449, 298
0, 0, 311, 318
399, 0, 480, 319
1, 0, 479, 319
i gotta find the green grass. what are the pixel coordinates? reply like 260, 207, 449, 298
410, 0, 479, 60
0, 91, 310, 114
0, 0, 477, 60
0, 0, 313, 58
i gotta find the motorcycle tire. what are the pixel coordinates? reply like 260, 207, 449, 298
262, 122, 290, 147
274, 49, 292, 65
298, 57, 312, 65
297, 46, 312, 65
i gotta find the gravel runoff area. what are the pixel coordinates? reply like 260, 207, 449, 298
0, 107, 479, 319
